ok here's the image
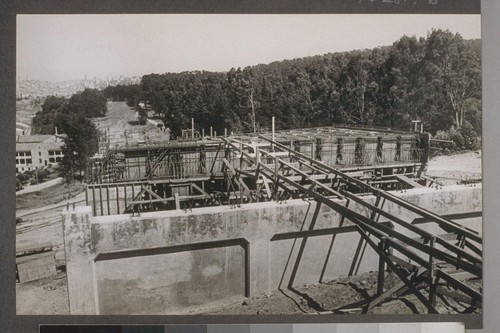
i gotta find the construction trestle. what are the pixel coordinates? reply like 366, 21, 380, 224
85, 126, 429, 215
82, 126, 481, 313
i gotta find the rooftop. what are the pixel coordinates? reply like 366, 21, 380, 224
16, 134, 66, 144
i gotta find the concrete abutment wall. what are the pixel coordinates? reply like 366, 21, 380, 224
63, 184, 482, 314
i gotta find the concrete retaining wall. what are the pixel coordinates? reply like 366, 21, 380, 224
62, 184, 482, 314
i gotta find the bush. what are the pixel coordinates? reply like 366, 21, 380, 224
447, 127, 464, 149
17, 173, 30, 183
433, 130, 457, 150
16, 178, 23, 191
433, 130, 448, 141
459, 121, 480, 150
37, 169, 51, 181
29, 177, 37, 185
433, 122, 480, 152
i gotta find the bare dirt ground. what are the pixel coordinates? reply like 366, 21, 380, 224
426, 150, 482, 185
16, 186, 86, 314
199, 270, 481, 315
16, 99, 41, 135
92, 101, 168, 147
15, 147, 482, 315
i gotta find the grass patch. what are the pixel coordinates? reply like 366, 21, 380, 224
16, 182, 85, 211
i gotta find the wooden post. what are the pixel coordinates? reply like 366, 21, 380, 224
429, 236, 436, 283
123, 184, 127, 211
272, 116, 275, 151
99, 185, 103, 216
274, 156, 278, 201
191, 118, 194, 138
116, 184, 120, 214
210, 126, 213, 137
429, 236, 436, 303
174, 192, 180, 210
430, 275, 439, 307
131, 184, 135, 210
377, 237, 387, 295
106, 185, 110, 215
91, 186, 96, 216
126, 158, 130, 179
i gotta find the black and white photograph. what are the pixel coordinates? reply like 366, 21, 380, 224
15, 13, 482, 318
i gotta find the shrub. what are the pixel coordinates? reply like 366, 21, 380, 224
37, 169, 50, 181
17, 173, 30, 183
433, 130, 457, 150
447, 127, 464, 149
433, 130, 449, 141
432, 122, 480, 152
459, 121, 480, 150
16, 178, 23, 191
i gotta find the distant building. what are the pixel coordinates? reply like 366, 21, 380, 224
15, 134, 65, 173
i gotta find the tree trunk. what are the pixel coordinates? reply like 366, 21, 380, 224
249, 89, 256, 134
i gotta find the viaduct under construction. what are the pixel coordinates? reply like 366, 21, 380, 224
62, 125, 482, 315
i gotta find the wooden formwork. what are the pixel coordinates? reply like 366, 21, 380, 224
85, 126, 430, 216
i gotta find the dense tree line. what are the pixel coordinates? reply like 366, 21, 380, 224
31, 89, 106, 181
28, 30, 480, 181
104, 30, 481, 138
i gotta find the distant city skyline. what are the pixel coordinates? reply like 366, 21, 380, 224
17, 14, 481, 82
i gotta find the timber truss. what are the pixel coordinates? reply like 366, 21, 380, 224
83, 130, 481, 313
220, 135, 482, 314
85, 126, 430, 214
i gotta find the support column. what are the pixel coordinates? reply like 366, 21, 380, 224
62, 206, 97, 314
248, 238, 271, 296
377, 237, 387, 295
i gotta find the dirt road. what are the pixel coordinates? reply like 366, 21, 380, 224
16, 177, 63, 196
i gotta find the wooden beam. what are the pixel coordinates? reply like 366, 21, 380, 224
435, 269, 482, 305
258, 162, 481, 276
340, 190, 482, 266
174, 193, 180, 210
366, 268, 428, 312
396, 175, 424, 188
191, 182, 210, 196
357, 226, 439, 314
259, 135, 482, 244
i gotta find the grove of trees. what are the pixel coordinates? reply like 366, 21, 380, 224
30, 29, 481, 182
104, 29, 481, 140
32, 89, 106, 182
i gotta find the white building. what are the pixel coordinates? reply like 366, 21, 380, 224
15, 135, 65, 173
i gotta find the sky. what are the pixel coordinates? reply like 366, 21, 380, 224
17, 14, 481, 82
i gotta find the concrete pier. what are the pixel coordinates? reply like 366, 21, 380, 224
62, 184, 481, 314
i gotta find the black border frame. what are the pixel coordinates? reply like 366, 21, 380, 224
2, 1, 497, 332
